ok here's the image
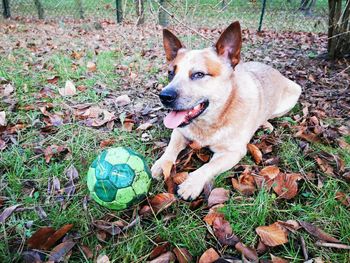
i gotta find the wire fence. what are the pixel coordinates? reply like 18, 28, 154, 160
1, 0, 329, 33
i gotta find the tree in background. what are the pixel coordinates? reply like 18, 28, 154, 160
299, 0, 317, 15
116, 0, 123, 23
158, 0, 169, 26
135, 0, 145, 25
328, 0, 350, 59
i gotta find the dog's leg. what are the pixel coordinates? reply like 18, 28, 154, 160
151, 129, 188, 179
177, 147, 246, 200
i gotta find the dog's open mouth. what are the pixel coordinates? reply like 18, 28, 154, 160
164, 100, 209, 129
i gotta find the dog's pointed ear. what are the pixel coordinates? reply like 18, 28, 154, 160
163, 29, 183, 62
215, 21, 242, 68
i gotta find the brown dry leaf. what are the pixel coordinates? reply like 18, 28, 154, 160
189, 198, 204, 210
165, 176, 176, 194
42, 224, 74, 250
173, 247, 193, 263
207, 188, 230, 207
47, 75, 59, 84
48, 241, 76, 261
272, 173, 302, 200
256, 239, 268, 254
115, 94, 131, 106
204, 211, 225, 226
299, 221, 340, 243
139, 205, 151, 216
212, 216, 240, 246
0, 111, 6, 126
87, 61, 96, 72
149, 251, 176, 263
59, 80, 77, 96
271, 254, 289, 263
161, 161, 173, 180
149, 193, 177, 213
122, 118, 134, 132
196, 152, 210, 162
198, 248, 220, 263
149, 242, 170, 260
335, 192, 350, 207
27, 227, 56, 249
234, 242, 258, 262
173, 172, 188, 185
93, 220, 122, 236
0, 203, 21, 223
71, 51, 83, 59
22, 251, 42, 263
81, 245, 93, 259
256, 222, 289, 247
260, 166, 280, 180
99, 138, 115, 148
277, 220, 301, 233
231, 172, 256, 196
315, 157, 334, 176
338, 139, 350, 150
43, 145, 70, 163
136, 122, 153, 131
247, 144, 262, 164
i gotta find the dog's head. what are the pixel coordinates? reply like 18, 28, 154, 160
160, 22, 242, 129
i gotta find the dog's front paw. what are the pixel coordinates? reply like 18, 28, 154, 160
177, 172, 205, 200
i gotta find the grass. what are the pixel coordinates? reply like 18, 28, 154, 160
1, 7, 350, 263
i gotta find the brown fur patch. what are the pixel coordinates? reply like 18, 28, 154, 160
204, 55, 222, 77
172, 50, 186, 73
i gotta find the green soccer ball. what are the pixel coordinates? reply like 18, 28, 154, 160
87, 147, 152, 210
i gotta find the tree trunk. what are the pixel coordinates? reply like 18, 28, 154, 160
116, 0, 123, 23
2, 0, 11, 18
34, 0, 44, 19
76, 0, 84, 19
158, 0, 169, 26
300, 0, 316, 15
135, 0, 144, 26
328, 0, 350, 59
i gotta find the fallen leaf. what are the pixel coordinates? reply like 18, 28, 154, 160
198, 248, 220, 263
231, 172, 256, 196
139, 205, 151, 216
48, 241, 75, 261
271, 254, 289, 263
196, 152, 210, 162
136, 122, 153, 130
93, 220, 122, 236
0, 204, 22, 223
173, 247, 193, 263
122, 118, 134, 132
27, 227, 56, 249
59, 80, 77, 96
149, 242, 170, 260
87, 61, 97, 72
256, 222, 289, 247
212, 216, 239, 246
81, 245, 93, 259
22, 250, 42, 263
277, 220, 301, 233
149, 251, 176, 263
256, 239, 268, 254
189, 198, 204, 210
260, 166, 280, 179
208, 188, 230, 207
115, 94, 131, 106
173, 172, 188, 185
42, 224, 74, 250
335, 192, 350, 207
315, 157, 334, 176
96, 254, 110, 263
234, 242, 258, 261
43, 145, 69, 163
203, 208, 225, 226
99, 138, 115, 148
0, 111, 6, 126
299, 221, 340, 243
149, 193, 177, 213
247, 144, 263, 164
3, 83, 14, 96
272, 173, 302, 199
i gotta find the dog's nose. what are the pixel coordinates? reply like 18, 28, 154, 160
159, 89, 178, 105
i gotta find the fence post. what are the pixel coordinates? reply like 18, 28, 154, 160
258, 0, 267, 32
116, 0, 123, 23
2, 0, 11, 18
34, 0, 44, 19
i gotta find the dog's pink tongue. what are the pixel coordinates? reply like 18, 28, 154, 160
164, 110, 188, 129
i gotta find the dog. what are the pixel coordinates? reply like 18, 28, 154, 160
151, 21, 301, 200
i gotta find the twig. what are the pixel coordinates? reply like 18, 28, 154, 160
300, 236, 308, 260
315, 241, 350, 250
155, 1, 212, 42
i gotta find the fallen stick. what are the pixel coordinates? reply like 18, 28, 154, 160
315, 241, 350, 250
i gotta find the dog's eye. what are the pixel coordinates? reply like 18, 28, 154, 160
190, 72, 206, 80
168, 70, 175, 81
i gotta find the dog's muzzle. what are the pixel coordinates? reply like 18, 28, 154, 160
159, 88, 178, 107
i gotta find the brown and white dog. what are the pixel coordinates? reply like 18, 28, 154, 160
151, 21, 301, 200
